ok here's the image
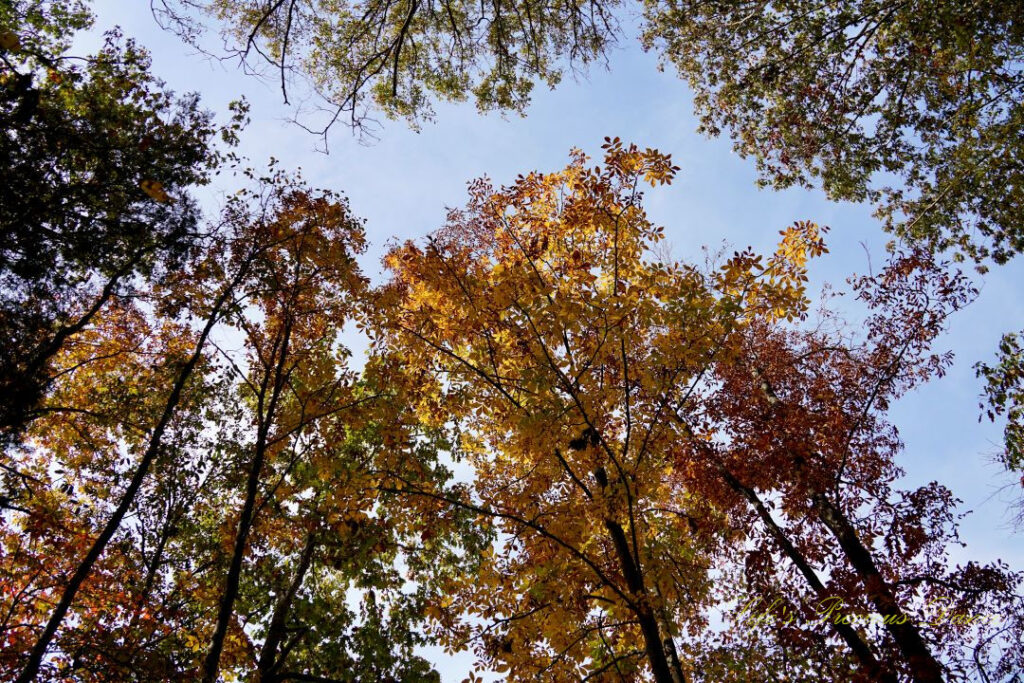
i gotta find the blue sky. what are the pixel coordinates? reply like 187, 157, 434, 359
87, 2, 1024, 677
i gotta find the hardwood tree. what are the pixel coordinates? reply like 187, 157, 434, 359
1, 6, 486, 678
150, 0, 1021, 255
3, 2, 1021, 679
155, 0, 621, 135
377, 141, 1024, 682
1, 157, 490, 681
639, 0, 1024, 537
641, 0, 1023, 267
3, 262, 238, 680
0, 0, 244, 446
690, 249, 1023, 682
195, 171, 482, 683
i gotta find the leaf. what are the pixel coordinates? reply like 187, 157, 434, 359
140, 179, 171, 203
0, 30, 20, 52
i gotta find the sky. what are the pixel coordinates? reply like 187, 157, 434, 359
83, 2, 1024, 678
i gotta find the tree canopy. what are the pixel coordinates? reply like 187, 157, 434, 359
156, 0, 620, 133
155, 0, 1022, 270
1, 0, 227, 444
374, 141, 1022, 681
642, 0, 1024, 266
153, 0, 1024, 530
2, 6, 485, 680
2, 1, 1023, 681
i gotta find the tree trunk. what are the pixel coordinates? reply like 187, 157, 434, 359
813, 493, 945, 683
15, 280, 235, 683
256, 531, 316, 679
604, 518, 676, 683
719, 466, 895, 681
740, 365, 942, 681
202, 319, 292, 683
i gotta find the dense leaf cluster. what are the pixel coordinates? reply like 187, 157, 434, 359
1, 0, 219, 443
643, 0, 1024, 265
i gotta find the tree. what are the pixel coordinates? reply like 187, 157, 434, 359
155, 0, 620, 135
150, 0, 1022, 266
2, 7, 486, 679
196, 173, 371, 681
176, 176, 488, 681
1, 162, 486, 680
976, 329, 1024, 509
640, 0, 1023, 267
638, 1, 1024, 507
0, 0, 231, 445
6, 168, 275, 681
377, 141, 1024, 681
152, 0, 1022, 257
148, 0, 1024, 500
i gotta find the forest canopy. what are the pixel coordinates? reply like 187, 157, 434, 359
157, 0, 1024, 266
2, 1, 1023, 682
152, 0, 1024, 470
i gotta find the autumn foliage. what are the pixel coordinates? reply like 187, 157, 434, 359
2, 4, 1023, 682
375, 141, 1022, 682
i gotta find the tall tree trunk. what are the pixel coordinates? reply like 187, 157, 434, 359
812, 493, 945, 683
604, 518, 676, 683
719, 466, 894, 681
202, 319, 292, 683
15, 280, 236, 683
742, 365, 943, 681
661, 621, 687, 683
256, 531, 316, 680
652, 584, 687, 683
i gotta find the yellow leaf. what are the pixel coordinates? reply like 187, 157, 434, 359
140, 179, 172, 203
0, 31, 20, 53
